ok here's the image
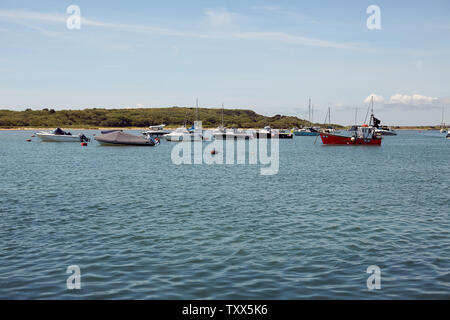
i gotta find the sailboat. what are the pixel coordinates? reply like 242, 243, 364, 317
322, 107, 340, 134
294, 99, 319, 136
212, 103, 254, 140
319, 96, 382, 145
163, 99, 203, 141
212, 103, 226, 137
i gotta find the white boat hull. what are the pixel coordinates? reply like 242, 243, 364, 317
36, 132, 83, 142
164, 134, 203, 142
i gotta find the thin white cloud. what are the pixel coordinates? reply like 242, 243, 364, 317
252, 5, 282, 12
0, 9, 360, 50
231, 31, 355, 49
204, 9, 239, 27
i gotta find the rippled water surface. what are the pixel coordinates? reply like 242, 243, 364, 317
0, 130, 449, 299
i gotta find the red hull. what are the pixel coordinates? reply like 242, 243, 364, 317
320, 133, 382, 145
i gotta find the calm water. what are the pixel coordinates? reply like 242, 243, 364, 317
0, 130, 449, 299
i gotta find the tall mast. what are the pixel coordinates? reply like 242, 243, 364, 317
308, 98, 311, 123
370, 95, 374, 126
196, 98, 199, 121
355, 107, 358, 125
328, 106, 331, 126
371, 96, 374, 115
221, 103, 224, 127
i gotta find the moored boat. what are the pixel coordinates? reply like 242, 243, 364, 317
294, 127, 320, 136
273, 129, 294, 139
375, 126, 397, 136
320, 96, 382, 146
213, 128, 253, 140
36, 128, 90, 142
95, 131, 157, 146
320, 126, 382, 145
163, 127, 203, 142
295, 99, 319, 136
142, 124, 172, 137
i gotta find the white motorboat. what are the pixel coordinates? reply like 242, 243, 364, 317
162, 127, 203, 142
142, 124, 172, 137
375, 126, 397, 136
212, 127, 253, 140
446, 132, 450, 139
256, 126, 273, 139
36, 128, 90, 142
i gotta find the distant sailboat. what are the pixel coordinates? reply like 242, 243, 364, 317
322, 106, 340, 134
294, 98, 319, 136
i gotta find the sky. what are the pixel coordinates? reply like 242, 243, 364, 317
0, 0, 449, 125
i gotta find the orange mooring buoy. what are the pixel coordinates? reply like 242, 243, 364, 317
211, 149, 217, 155
81, 142, 88, 146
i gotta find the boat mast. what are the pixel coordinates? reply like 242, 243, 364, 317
328, 106, 331, 126
221, 103, 224, 127
196, 98, 199, 121
370, 95, 374, 126
308, 98, 311, 124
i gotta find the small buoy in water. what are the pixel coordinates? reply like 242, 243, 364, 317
211, 149, 217, 155
26, 139, 31, 142
31, 135, 36, 137
81, 142, 88, 146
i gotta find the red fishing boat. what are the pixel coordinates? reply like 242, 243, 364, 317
320, 125, 382, 145
320, 96, 382, 146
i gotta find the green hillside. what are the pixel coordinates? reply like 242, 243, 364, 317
0, 107, 333, 129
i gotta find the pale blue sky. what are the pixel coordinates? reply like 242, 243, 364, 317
0, 0, 449, 125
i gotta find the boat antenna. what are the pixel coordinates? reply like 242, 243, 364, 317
355, 107, 358, 126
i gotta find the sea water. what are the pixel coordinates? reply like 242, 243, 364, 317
0, 130, 448, 299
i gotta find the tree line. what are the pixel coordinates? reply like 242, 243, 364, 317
0, 107, 336, 129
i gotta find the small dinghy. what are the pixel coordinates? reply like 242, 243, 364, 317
94, 131, 157, 146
